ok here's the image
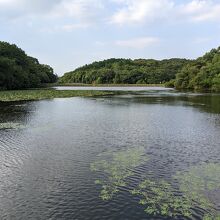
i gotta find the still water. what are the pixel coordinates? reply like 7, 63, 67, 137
0, 87, 220, 220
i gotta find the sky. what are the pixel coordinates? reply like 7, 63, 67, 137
1, 0, 220, 76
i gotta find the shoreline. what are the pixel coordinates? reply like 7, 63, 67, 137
53, 83, 165, 87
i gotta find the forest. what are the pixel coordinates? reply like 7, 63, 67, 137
173, 46, 220, 91
1, 41, 220, 91
60, 46, 220, 91
60, 58, 191, 84
0, 41, 57, 90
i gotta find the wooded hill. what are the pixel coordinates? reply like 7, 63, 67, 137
0, 41, 57, 90
60, 58, 191, 85
174, 47, 220, 91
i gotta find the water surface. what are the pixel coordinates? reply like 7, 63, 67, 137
0, 88, 220, 219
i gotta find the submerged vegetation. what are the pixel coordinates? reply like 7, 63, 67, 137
0, 89, 115, 102
91, 149, 220, 219
175, 163, 220, 219
90, 147, 148, 200
131, 179, 192, 218
0, 41, 57, 90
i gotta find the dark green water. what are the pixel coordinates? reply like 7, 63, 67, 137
0, 88, 220, 220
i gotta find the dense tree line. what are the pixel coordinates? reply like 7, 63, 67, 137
0, 41, 57, 90
173, 47, 220, 91
2, 40, 219, 91
60, 58, 190, 84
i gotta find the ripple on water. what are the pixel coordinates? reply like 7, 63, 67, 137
0, 91, 220, 220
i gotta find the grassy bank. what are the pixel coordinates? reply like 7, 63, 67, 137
0, 89, 115, 102
56, 83, 164, 87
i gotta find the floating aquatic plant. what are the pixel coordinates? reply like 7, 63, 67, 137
0, 122, 25, 130
0, 90, 115, 102
202, 214, 220, 220
175, 163, 220, 219
131, 179, 192, 218
132, 163, 220, 219
91, 151, 220, 219
90, 147, 148, 200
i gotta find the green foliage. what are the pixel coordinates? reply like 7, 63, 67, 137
175, 163, 220, 218
0, 89, 114, 102
60, 58, 190, 85
90, 147, 148, 200
165, 79, 175, 88
0, 122, 25, 130
174, 47, 220, 91
91, 151, 220, 219
131, 179, 192, 218
0, 41, 58, 90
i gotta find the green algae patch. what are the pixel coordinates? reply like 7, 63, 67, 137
90, 147, 148, 200
0, 122, 25, 130
133, 163, 220, 219
203, 214, 220, 220
0, 89, 115, 102
91, 151, 220, 219
175, 163, 220, 219
131, 179, 192, 218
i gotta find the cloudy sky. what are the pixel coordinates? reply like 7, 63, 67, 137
1, 0, 220, 75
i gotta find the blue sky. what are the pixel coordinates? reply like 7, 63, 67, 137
1, 0, 220, 75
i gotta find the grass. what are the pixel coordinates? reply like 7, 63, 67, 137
0, 89, 116, 102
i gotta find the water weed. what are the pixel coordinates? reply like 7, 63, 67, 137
175, 163, 220, 219
90, 147, 148, 200
131, 179, 192, 218
0, 89, 115, 102
0, 122, 25, 130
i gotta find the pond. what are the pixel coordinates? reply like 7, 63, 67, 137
0, 87, 220, 220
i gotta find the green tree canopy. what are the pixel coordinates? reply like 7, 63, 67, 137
60, 58, 190, 85
174, 47, 220, 91
0, 41, 58, 90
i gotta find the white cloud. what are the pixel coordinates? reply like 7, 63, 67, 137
110, 0, 220, 25
115, 37, 159, 49
40, 23, 90, 33
181, 0, 220, 22
0, 0, 106, 33
110, 0, 174, 25
0, 0, 62, 20
50, 0, 104, 21
61, 23, 89, 31
0, 0, 105, 23
1, 0, 220, 29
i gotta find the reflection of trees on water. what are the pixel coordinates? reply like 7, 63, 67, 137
0, 101, 35, 123
102, 92, 220, 114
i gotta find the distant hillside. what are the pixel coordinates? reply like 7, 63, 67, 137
174, 47, 220, 91
60, 58, 191, 84
0, 41, 58, 90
